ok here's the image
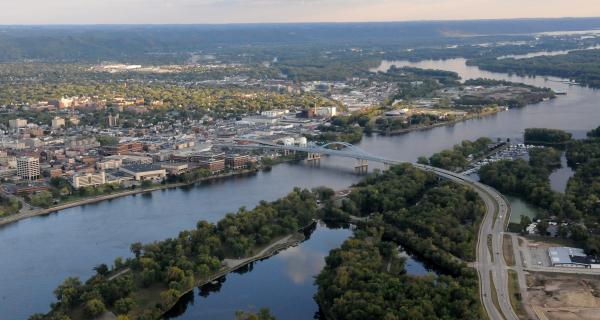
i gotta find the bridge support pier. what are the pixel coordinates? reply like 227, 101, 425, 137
307, 153, 321, 164
355, 159, 368, 174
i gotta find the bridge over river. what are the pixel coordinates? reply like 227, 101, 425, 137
217, 139, 399, 173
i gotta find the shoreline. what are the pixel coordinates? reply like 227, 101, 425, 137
116, 221, 316, 320
0, 168, 260, 228
158, 231, 307, 319
377, 108, 505, 136
0, 104, 530, 229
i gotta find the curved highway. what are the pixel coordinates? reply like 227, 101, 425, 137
415, 164, 518, 320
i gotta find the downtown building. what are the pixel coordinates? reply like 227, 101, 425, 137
16, 156, 41, 180
71, 172, 106, 189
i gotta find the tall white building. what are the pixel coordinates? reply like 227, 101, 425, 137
16, 156, 40, 180
107, 114, 119, 127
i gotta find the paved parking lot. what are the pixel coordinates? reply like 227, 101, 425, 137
523, 245, 552, 268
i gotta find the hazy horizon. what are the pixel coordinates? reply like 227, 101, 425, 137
2, 0, 600, 25
3, 16, 600, 26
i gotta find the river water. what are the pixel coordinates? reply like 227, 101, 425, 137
163, 223, 429, 320
549, 153, 575, 193
496, 45, 600, 60
164, 223, 353, 320
3, 56, 600, 319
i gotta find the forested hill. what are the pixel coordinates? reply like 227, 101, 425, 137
2, 18, 600, 63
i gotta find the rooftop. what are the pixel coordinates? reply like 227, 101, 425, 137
120, 164, 163, 173
549, 247, 590, 265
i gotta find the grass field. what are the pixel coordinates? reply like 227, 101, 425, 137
503, 234, 515, 266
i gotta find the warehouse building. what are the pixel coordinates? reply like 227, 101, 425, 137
548, 247, 600, 269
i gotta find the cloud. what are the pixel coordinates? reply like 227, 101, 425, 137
278, 246, 326, 285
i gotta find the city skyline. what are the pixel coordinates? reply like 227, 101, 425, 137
1, 0, 600, 24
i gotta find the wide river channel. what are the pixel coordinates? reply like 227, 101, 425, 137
2, 55, 600, 319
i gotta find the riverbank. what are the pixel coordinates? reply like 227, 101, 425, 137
113, 223, 311, 320
158, 232, 306, 319
0, 168, 260, 228
380, 107, 505, 136
34, 187, 320, 320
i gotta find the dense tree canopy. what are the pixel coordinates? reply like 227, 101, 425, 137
316, 164, 484, 319
479, 159, 567, 217
529, 147, 562, 171
0, 194, 22, 217
524, 128, 572, 145
566, 138, 600, 168
423, 137, 493, 172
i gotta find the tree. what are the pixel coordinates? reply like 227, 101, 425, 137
159, 289, 180, 308
30, 190, 54, 208
84, 298, 106, 318
524, 128, 572, 144
114, 257, 125, 269
50, 177, 70, 188
529, 147, 561, 171
166, 266, 185, 282
141, 180, 153, 189
537, 220, 549, 236
587, 126, 600, 138
427, 138, 492, 172
312, 187, 335, 201
53, 277, 82, 308
130, 242, 142, 259
519, 216, 532, 235
558, 225, 569, 238
417, 156, 429, 165
585, 236, 600, 255
96, 136, 119, 146
114, 297, 135, 315
94, 264, 109, 277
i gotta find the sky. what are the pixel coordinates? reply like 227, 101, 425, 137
1, 0, 600, 24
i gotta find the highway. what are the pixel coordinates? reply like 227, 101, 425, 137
474, 182, 519, 320
414, 164, 518, 320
